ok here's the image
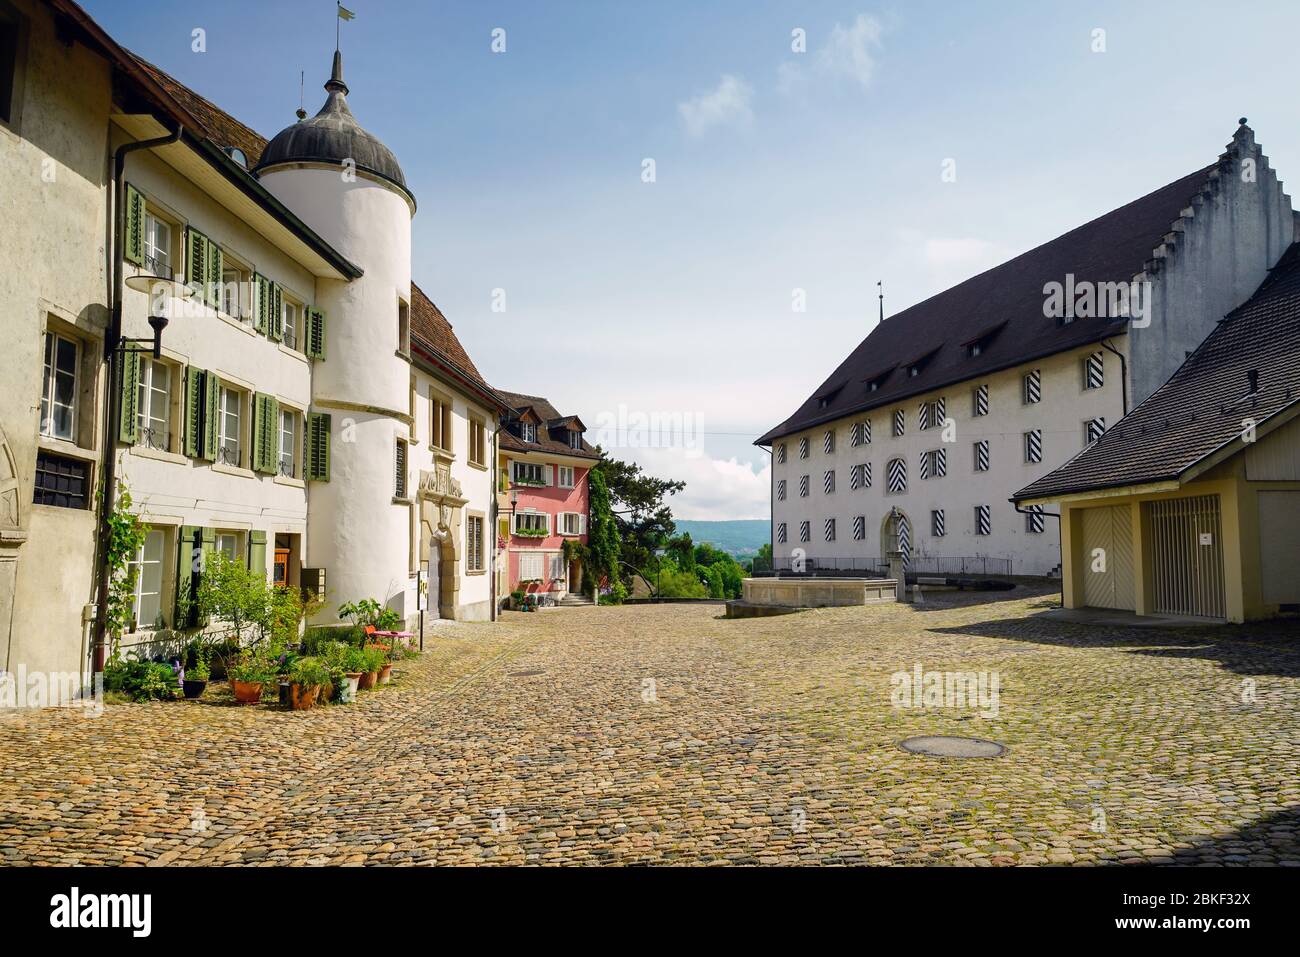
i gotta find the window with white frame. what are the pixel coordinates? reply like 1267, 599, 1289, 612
549, 553, 565, 581
221, 255, 251, 322
518, 551, 543, 581
466, 515, 485, 572
557, 465, 575, 488
143, 209, 173, 276
282, 295, 302, 350
520, 422, 537, 443
515, 511, 549, 534
129, 528, 166, 630
40, 331, 78, 441
513, 461, 545, 486
569, 430, 583, 450
469, 417, 487, 466
278, 408, 298, 477
136, 356, 172, 452
560, 512, 585, 536
215, 531, 241, 561
217, 386, 243, 467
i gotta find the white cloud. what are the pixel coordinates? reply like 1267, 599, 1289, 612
921, 236, 1011, 288
780, 13, 884, 94
624, 446, 770, 521
678, 74, 754, 136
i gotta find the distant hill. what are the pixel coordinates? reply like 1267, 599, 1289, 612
674, 519, 769, 558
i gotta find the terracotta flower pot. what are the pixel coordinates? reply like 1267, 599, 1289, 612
378, 663, 393, 685
358, 670, 377, 690
232, 679, 263, 705
289, 682, 320, 711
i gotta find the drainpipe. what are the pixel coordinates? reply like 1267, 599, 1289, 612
90, 123, 183, 673
1100, 338, 1128, 415
1012, 501, 1064, 608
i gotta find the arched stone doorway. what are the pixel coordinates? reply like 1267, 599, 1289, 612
418, 464, 466, 620
0, 424, 28, 671
879, 507, 911, 566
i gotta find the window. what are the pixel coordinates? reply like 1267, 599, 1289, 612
1024, 429, 1043, 464
922, 448, 946, 479
129, 529, 165, 630
824, 518, 836, 542
521, 422, 537, 443
397, 298, 410, 356
136, 357, 172, 451
776, 443, 786, 464
776, 522, 787, 544
0, 2, 26, 128
466, 515, 485, 572
1025, 505, 1045, 534
1083, 351, 1104, 390
849, 462, 871, 489
973, 384, 989, 417
776, 479, 786, 501
513, 461, 546, 486
395, 439, 408, 499
887, 456, 906, 493
33, 451, 88, 509
215, 531, 241, 561
852, 515, 865, 541
798, 521, 810, 543
974, 504, 991, 536
278, 409, 297, 477
560, 512, 585, 535
974, 439, 990, 472
143, 211, 173, 276
892, 409, 905, 437
798, 474, 809, 498
221, 256, 251, 322
557, 465, 575, 488
217, 386, 243, 467
430, 393, 452, 452
919, 398, 945, 431
282, 296, 302, 350
823, 430, 835, 454
569, 430, 583, 450
798, 437, 809, 459
851, 420, 871, 446
1086, 417, 1106, 444
515, 511, 549, 535
1023, 369, 1042, 404
931, 509, 946, 537
40, 331, 78, 441
469, 417, 487, 467
823, 469, 835, 494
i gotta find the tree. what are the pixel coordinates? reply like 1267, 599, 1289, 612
195, 551, 271, 645
585, 465, 621, 592
594, 451, 684, 578
101, 480, 149, 648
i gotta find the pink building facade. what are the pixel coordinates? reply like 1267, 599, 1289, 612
495, 391, 599, 603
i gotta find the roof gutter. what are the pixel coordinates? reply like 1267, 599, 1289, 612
410, 338, 509, 413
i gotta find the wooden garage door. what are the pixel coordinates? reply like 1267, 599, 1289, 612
1258, 491, 1300, 604
1147, 494, 1225, 619
1080, 504, 1135, 611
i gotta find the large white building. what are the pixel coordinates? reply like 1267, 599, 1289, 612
0, 0, 505, 679
758, 122, 1295, 577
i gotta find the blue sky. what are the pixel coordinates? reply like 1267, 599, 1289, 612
86, 0, 1300, 519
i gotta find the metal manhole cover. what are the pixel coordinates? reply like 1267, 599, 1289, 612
509, 669, 546, 677
899, 735, 1006, 758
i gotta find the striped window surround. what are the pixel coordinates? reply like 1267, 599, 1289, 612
1084, 351, 1104, 390
973, 383, 989, 417
920, 448, 947, 479
887, 456, 907, 493
776, 479, 786, 501
897, 514, 911, 563
919, 397, 946, 431
799, 474, 809, 497
851, 420, 871, 446
777, 522, 787, 544
824, 518, 836, 542
974, 504, 991, 536
799, 521, 810, 543
931, 508, 946, 537
776, 443, 786, 464
861, 462, 872, 487
892, 408, 905, 437
974, 439, 990, 472
852, 515, 865, 541
1024, 429, 1043, 463
823, 429, 835, 454
823, 469, 835, 494
849, 464, 861, 490
798, 437, 809, 459
1023, 369, 1042, 404
1086, 417, 1106, 444
1025, 505, 1045, 534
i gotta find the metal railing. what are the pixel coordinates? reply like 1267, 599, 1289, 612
752, 555, 1013, 578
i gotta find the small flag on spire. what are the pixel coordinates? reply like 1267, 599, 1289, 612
337, 3, 355, 20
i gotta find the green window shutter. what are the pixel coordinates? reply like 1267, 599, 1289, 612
255, 274, 270, 334
186, 227, 208, 296
202, 373, 221, 461
183, 367, 203, 457
252, 393, 279, 475
306, 412, 331, 482
306, 308, 326, 359
251, 393, 265, 473
266, 396, 280, 473
270, 283, 284, 341
175, 525, 201, 629
206, 238, 223, 310
251, 273, 264, 333
117, 349, 141, 445
247, 530, 268, 580
124, 183, 145, 266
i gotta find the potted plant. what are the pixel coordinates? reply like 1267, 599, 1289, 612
358, 646, 385, 690
339, 644, 367, 701
182, 650, 209, 699
286, 657, 329, 710
229, 651, 273, 705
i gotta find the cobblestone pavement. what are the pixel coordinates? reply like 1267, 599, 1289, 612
3, 588, 1300, 866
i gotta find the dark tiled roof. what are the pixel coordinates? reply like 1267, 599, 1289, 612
497, 391, 600, 459
130, 53, 270, 166
756, 163, 1222, 445
1015, 243, 1300, 501
409, 285, 495, 396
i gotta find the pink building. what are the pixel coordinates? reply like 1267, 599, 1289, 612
495, 391, 598, 604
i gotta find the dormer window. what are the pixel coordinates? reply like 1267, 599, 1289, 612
908, 365, 921, 378
569, 431, 582, 450
521, 422, 536, 443
967, 342, 982, 357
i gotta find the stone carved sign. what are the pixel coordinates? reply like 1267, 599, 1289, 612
0, 424, 23, 533
418, 465, 464, 504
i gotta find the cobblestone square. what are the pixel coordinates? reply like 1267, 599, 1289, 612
2, 587, 1299, 866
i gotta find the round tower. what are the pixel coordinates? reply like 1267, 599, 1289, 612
256, 51, 416, 624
